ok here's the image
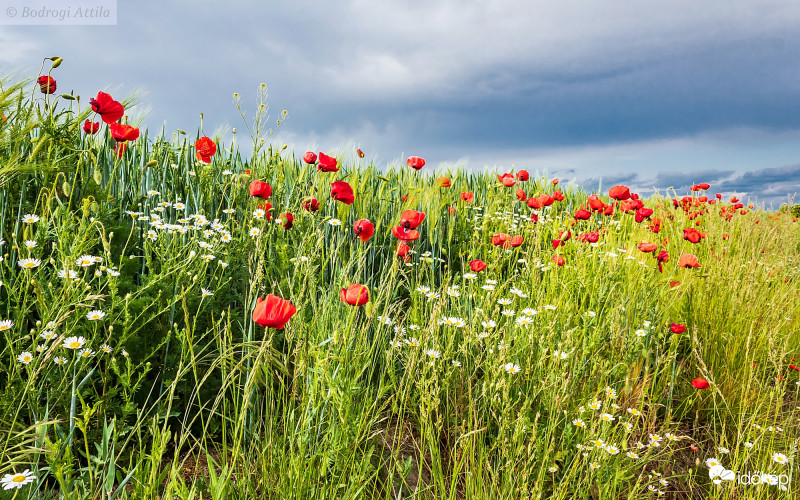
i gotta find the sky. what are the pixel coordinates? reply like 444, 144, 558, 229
2, 0, 800, 206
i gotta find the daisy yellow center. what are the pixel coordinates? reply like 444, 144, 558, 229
0, 326, 9, 331
69, 342, 81, 348
12, 475, 25, 482
24, 262, 35, 268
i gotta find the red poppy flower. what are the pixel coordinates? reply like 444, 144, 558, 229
249, 180, 272, 199
582, 231, 599, 243
469, 259, 487, 272
195, 136, 217, 163
669, 281, 681, 287
281, 213, 294, 229
114, 142, 127, 157
552, 191, 565, 201
302, 197, 319, 212
683, 228, 705, 243
588, 195, 605, 211
259, 202, 273, 220
635, 207, 653, 223
655, 250, 669, 273
515, 170, 529, 181
527, 197, 542, 209
552, 255, 565, 266
340, 284, 369, 306
537, 194, 554, 206
608, 185, 631, 200
396, 241, 411, 257
491, 233, 511, 246
515, 188, 526, 201
438, 177, 451, 187
252, 294, 297, 329
530, 213, 539, 224
392, 226, 420, 241
357, 148, 365, 158
697, 182, 710, 190
461, 192, 474, 203
303, 151, 317, 164
109, 123, 140, 142
789, 364, 800, 371
82, 119, 100, 134
497, 173, 514, 184
716, 193, 722, 199
37, 76, 56, 94
407, 156, 426, 170
353, 219, 375, 242
691, 378, 710, 390
317, 152, 339, 172
331, 181, 354, 205
574, 208, 591, 220
650, 218, 662, 233
670, 323, 686, 333
603, 204, 614, 216
89, 91, 125, 124
501, 177, 515, 187
401, 210, 426, 229
552, 178, 560, 185
509, 235, 524, 247
678, 254, 701, 268
637, 242, 658, 253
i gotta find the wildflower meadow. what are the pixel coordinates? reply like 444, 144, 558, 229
0, 59, 799, 499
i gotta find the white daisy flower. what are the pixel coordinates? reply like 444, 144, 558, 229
16, 352, 33, 364
63, 336, 86, 349
21, 214, 40, 224
1, 469, 37, 490
17, 258, 42, 269
86, 310, 105, 321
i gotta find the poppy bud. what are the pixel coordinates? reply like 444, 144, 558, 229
50, 57, 63, 68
